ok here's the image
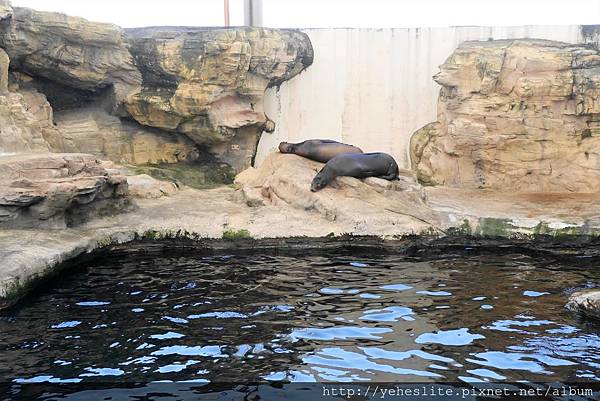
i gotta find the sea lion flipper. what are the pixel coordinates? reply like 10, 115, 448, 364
379, 173, 398, 180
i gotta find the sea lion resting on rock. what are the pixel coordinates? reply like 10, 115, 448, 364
279, 139, 363, 163
311, 152, 399, 192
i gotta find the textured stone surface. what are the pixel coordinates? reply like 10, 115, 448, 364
236, 153, 444, 232
0, 7, 142, 108
0, 153, 130, 228
54, 107, 199, 165
566, 290, 600, 320
0, 0, 12, 21
127, 174, 178, 199
0, 72, 60, 154
0, 4, 313, 172
411, 39, 600, 192
0, 11, 312, 172
0, 92, 50, 153
0, 48, 8, 92
122, 27, 312, 170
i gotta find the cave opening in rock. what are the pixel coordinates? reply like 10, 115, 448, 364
11, 73, 111, 113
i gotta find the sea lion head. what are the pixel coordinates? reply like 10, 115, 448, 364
311, 172, 328, 192
278, 142, 293, 153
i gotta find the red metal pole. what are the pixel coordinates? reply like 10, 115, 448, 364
224, 0, 230, 26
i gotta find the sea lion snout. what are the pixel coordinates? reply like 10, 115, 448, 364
278, 142, 292, 153
311, 174, 327, 192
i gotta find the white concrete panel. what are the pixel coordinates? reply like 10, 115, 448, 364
257, 25, 582, 168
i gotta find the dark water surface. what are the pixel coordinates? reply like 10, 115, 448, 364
1, 248, 599, 399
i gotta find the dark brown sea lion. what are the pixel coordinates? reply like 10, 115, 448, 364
310, 152, 399, 192
278, 139, 363, 163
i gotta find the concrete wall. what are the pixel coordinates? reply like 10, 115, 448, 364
257, 26, 583, 168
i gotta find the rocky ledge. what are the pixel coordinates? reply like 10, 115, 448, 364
235, 153, 446, 234
0, 153, 129, 228
123, 27, 313, 172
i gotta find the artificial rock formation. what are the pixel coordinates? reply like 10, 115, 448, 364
0, 55, 60, 154
0, 153, 130, 228
566, 290, 600, 321
0, 2, 313, 177
127, 174, 178, 199
123, 27, 313, 171
53, 107, 199, 165
411, 39, 600, 192
0, 90, 51, 153
0, 6, 141, 109
235, 153, 445, 233
0, 0, 11, 21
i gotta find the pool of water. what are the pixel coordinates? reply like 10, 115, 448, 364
1, 247, 599, 399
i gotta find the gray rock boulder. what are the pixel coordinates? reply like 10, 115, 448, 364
0, 153, 131, 228
566, 290, 600, 321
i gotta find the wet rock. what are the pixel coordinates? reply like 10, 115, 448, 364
0, 6, 142, 109
566, 290, 600, 321
411, 39, 600, 192
0, 153, 130, 228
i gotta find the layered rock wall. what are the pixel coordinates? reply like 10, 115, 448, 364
0, 6, 142, 109
0, 153, 129, 228
123, 27, 313, 171
411, 39, 600, 192
0, 54, 58, 154
0, 2, 313, 173
53, 107, 199, 165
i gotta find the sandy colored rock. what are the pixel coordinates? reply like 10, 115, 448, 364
122, 27, 313, 171
0, 7, 141, 109
0, 10, 313, 173
0, 153, 130, 228
411, 39, 600, 192
0, 48, 8, 93
54, 107, 199, 165
0, 88, 58, 154
566, 290, 600, 320
0, 51, 58, 154
127, 174, 178, 199
236, 153, 443, 232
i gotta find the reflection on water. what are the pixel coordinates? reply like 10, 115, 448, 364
0, 249, 599, 397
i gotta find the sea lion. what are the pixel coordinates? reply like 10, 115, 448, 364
311, 152, 399, 192
278, 139, 363, 163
